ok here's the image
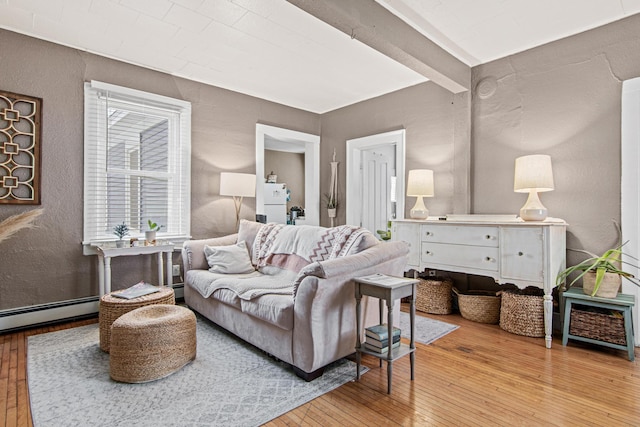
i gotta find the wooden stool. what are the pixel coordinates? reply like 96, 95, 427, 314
99, 286, 174, 352
562, 287, 635, 361
109, 304, 197, 383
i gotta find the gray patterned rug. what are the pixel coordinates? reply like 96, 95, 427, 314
27, 316, 364, 427
399, 311, 459, 344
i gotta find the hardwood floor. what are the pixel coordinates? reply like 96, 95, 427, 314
2, 311, 638, 426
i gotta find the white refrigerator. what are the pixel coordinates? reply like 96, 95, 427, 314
263, 183, 288, 224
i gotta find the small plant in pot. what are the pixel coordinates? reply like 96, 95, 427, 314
145, 220, 163, 244
113, 222, 130, 248
556, 243, 640, 298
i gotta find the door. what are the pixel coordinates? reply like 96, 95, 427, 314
346, 129, 406, 231
361, 145, 396, 236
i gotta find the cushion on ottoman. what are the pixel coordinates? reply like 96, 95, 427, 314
109, 304, 196, 383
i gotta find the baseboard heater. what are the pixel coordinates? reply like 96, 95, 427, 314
0, 284, 184, 333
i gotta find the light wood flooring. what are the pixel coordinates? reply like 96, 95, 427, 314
2, 310, 638, 426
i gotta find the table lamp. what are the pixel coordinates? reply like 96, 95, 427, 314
220, 172, 256, 229
514, 154, 554, 221
406, 169, 434, 220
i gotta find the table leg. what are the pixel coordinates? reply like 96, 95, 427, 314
410, 284, 416, 381
104, 256, 112, 295
624, 307, 635, 361
355, 288, 362, 380
166, 251, 173, 287
378, 298, 383, 368
97, 254, 105, 297
157, 252, 164, 286
562, 299, 572, 346
544, 290, 553, 349
386, 298, 393, 394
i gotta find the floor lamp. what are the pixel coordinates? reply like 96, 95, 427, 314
220, 172, 256, 230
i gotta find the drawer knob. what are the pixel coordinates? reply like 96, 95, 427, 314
425, 250, 432, 256
518, 251, 524, 256
485, 234, 492, 240
425, 231, 433, 236
485, 257, 493, 262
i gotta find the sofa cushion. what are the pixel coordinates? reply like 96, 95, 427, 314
237, 219, 263, 260
240, 294, 294, 330
204, 241, 255, 274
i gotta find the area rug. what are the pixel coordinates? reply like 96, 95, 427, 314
398, 311, 459, 344
27, 316, 365, 427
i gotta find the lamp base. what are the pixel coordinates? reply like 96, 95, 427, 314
410, 196, 429, 220
519, 207, 548, 221
519, 190, 548, 221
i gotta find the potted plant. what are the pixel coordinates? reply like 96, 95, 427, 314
113, 222, 130, 248
324, 193, 337, 217
556, 243, 640, 298
145, 220, 163, 243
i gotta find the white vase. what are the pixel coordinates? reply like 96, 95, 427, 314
115, 240, 126, 248
145, 230, 157, 245
327, 208, 336, 218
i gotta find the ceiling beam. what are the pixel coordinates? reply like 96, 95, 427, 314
287, 0, 470, 93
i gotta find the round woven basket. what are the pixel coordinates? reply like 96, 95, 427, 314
416, 278, 453, 314
499, 288, 544, 337
453, 287, 501, 324
99, 286, 175, 352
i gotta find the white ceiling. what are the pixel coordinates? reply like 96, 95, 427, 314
1, 0, 639, 113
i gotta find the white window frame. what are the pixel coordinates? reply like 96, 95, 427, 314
83, 81, 191, 250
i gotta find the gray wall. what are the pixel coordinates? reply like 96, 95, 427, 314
2, 12, 640, 311
320, 82, 468, 226
0, 29, 319, 309
472, 13, 640, 265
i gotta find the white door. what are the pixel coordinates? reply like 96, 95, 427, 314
361, 145, 396, 236
346, 129, 406, 231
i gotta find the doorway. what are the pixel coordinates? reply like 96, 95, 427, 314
346, 130, 406, 233
255, 124, 320, 225
621, 77, 640, 344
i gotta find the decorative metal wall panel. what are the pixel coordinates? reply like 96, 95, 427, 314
0, 90, 41, 204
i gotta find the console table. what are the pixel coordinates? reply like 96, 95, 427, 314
93, 244, 174, 296
392, 218, 566, 348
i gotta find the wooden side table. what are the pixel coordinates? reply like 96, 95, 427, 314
354, 274, 418, 394
99, 286, 175, 352
562, 287, 636, 361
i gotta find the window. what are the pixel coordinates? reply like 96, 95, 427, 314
83, 81, 191, 246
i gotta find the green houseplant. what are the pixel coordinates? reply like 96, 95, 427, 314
556, 243, 640, 298
113, 222, 130, 248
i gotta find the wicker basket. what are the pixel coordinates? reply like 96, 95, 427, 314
569, 305, 626, 345
453, 287, 501, 324
499, 288, 544, 337
99, 286, 175, 352
416, 278, 453, 314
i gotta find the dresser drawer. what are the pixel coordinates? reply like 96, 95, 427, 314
421, 224, 498, 247
421, 242, 499, 272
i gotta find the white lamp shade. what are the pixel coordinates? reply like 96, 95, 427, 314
514, 155, 554, 193
407, 169, 434, 197
220, 172, 256, 197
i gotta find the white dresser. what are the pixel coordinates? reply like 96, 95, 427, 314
391, 218, 566, 348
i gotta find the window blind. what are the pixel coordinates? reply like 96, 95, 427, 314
83, 81, 191, 245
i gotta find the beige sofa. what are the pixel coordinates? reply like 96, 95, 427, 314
181, 220, 409, 380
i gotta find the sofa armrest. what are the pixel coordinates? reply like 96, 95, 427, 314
181, 234, 238, 273
291, 240, 409, 373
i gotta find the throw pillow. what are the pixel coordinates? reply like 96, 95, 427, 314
204, 241, 255, 274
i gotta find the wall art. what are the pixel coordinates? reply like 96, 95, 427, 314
0, 90, 41, 204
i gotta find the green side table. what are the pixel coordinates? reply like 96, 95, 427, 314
562, 287, 635, 361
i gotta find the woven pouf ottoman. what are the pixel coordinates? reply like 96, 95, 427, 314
99, 286, 175, 352
109, 304, 196, 383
